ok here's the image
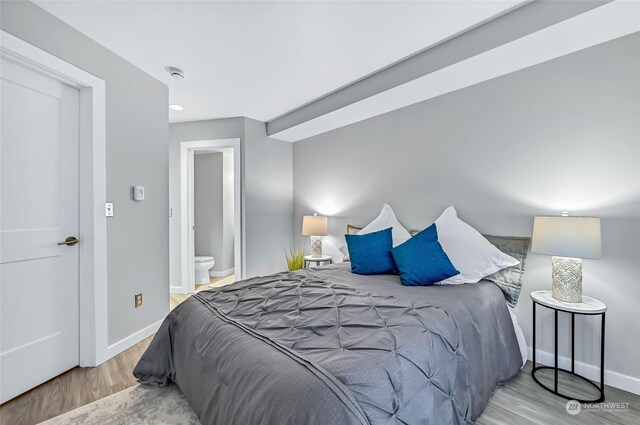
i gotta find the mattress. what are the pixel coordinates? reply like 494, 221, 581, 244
134, 264, 522, 425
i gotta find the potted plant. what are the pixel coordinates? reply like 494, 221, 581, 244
285, 246, 305, 271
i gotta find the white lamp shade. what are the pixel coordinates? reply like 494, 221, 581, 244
531, 216, 601, 259
302, 215, 328, 236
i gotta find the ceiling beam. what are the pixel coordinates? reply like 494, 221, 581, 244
266, 0, 611, 140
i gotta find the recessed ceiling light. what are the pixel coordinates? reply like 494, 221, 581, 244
169, 104, 184, 111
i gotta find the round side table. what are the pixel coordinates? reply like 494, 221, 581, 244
531, 290, 606, 403
304, 255, 333, 268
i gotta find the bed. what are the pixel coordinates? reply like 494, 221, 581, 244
134, 263, 524, 425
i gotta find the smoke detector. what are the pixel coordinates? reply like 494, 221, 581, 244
165, 66, 185, 79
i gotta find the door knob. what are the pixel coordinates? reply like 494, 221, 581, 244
58, 236, 79, 246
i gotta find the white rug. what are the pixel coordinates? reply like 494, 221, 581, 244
39, 384, 200, 425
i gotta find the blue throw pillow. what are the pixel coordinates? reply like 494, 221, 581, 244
391, 224, 459, 286
345, 228, 397, 275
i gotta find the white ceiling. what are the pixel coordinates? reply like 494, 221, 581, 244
35, 0, 523, 123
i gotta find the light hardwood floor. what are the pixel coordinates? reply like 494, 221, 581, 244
170, 274, 236, 310
478, 363, 640, 425
0, 275, 235, 425
4, 351, 638, 425
0, 335, 153, 425
2, 275, 639, 425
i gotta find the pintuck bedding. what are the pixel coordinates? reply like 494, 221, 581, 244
134, 264, 522, 425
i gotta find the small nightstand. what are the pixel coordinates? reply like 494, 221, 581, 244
304, 255, 333, 268
531, 290, 607, 403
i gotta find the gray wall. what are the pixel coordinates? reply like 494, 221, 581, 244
194, 153, 222, 267
243, 118, 294, 277
293, 34, 640, 381
193, 152, 234, 272
169, 118, 293, 283
1, 1, 170, 344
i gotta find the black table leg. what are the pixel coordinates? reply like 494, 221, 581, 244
532, 301, 536, 368
600, 312, 606, 401
571, 313, 575, 373
554, 309, 558, 393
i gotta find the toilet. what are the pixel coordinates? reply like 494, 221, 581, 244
194, 256, 215, 285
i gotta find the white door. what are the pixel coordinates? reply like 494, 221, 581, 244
0, 58, 80, 403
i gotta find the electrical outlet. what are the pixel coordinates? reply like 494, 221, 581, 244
134, 293, 142, 308
106, 202, 114, 217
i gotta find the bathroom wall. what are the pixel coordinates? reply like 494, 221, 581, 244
194, 153, 223, 270
193, 151, 234, 275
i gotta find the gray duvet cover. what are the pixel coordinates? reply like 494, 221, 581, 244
134, 264, 521, 425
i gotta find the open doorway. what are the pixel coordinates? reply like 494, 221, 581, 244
171, 138, 243, 309
193, 148, 235, 278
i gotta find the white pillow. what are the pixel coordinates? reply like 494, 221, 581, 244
339, 243, 350, 262
435, 206, 519, 284
358, 204, 411, 247
321, 240, 344, 264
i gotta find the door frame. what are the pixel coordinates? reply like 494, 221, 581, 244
1, 31, 109, 367
175, 138, 244, 294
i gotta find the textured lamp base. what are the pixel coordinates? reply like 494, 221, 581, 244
551, 256, 583, 303
310, 236, 323, 258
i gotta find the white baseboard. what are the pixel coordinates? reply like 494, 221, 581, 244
170, 285, 190, 294
210, 267, 234, 278
102, 319, 163, 362
528, 347, 640, 395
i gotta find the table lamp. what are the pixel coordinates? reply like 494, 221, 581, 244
302, 214, 328, 258
531, 213, 601, 303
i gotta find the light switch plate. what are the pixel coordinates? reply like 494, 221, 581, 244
133, 185, 145, 201
105, 203, 114, 217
